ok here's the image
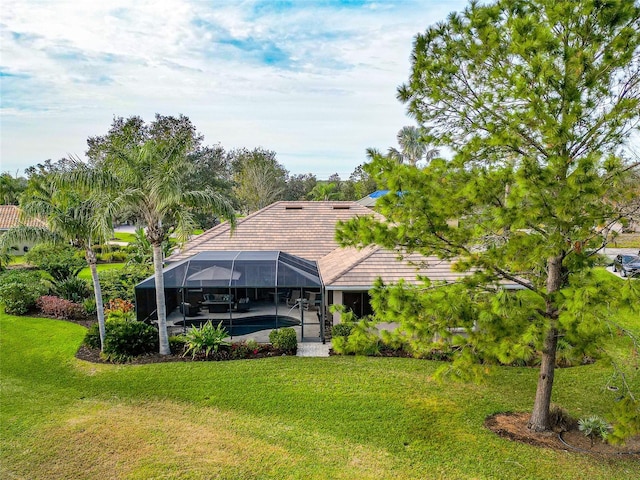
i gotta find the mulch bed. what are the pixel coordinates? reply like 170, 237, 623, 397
75, 344, 285, 364
485, 412, 640, 458
75, 344, 195, 364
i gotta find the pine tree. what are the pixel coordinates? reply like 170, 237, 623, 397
338, 0, 640, 434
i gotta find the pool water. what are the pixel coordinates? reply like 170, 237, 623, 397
175, 315, 300, 336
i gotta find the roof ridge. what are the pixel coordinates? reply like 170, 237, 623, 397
168, 203, 283, 260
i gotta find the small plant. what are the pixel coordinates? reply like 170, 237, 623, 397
36, 295, 85, 320
105, 298, 135, 315
230, 341, 252, 359
183, 321, 230, 359
331, 322, 354, 338
169, 335, 187, 355
548, 404, 577, 433
578, 415, 611, 446
83, 297, 97, 315
269, 327, 297, 354
53, 276, 91, 303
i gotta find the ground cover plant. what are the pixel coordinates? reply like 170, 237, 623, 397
1, 309, 638, 480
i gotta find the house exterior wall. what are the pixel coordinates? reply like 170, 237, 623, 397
331, 290, 343, 325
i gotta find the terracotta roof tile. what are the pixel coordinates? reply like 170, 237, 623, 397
168, 201, 381, 262
321, 247, 465, 288
0, 205, 46, 230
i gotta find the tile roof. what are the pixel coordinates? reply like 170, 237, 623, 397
320, 246, 465, 288
168, 200, 469, 288
168, 201, 382, 262
0, 205, 46, 230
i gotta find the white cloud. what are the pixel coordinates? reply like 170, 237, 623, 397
1, 0, 468, 178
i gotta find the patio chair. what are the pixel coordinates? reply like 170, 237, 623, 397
305, 292, 319, 311
235, 297, 251, 312
179, 302, 200, 317
286, 290, 302, 307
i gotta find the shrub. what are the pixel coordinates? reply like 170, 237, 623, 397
578, 415, 611, 446
105, 298, 135, 315
0, 269, 49, 314
84, 318, 159, 362
246, 338, 259, 351
331, 322, 354, 338
53, 276, 91, 303
24, 243, 85, 281
269, 327, 297, 354
183, 321, 231, 359
36, 295, 85, 320
98, 264, 153, 303
331, 319, 380, 356
230, 341, 252, 359
230, 339, 271, 359
98, 251, 128, 263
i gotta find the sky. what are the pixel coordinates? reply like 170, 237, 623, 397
0, 0, 470, 179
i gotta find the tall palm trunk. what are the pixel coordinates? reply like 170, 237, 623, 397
86, 248, 106, 352
152, 243, 171, 355
528, 254, 563, 431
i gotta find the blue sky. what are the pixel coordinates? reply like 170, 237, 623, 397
1, 0, 468, 178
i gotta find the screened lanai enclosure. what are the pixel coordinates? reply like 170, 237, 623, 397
135, 251, 325, 342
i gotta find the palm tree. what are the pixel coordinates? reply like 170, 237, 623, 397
387, 126, 439, 166
100, 137, 236, 355
309, 182, 339, 201
0, 172, 27, 205
0, 172, 113, 350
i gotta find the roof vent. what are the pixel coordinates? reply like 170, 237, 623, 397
332, 205, 350, 210
285, 206, 303, 210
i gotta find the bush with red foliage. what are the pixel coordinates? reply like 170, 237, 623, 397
37, 295, 85, 320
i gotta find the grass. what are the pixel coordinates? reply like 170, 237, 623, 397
1, 308, 638, 479
112, 232, 137, 243
77, 262, 126, 280
609, 233, 640, 249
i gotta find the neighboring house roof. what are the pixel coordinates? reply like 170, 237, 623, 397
169, 200, 469, 289
168, 201, 383, 262
0, 205, 45, 230
357, 190, 390, 208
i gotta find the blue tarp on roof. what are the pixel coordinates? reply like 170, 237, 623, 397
368, 190, 389, 198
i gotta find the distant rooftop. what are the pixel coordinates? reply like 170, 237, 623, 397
0, 205, 46, 230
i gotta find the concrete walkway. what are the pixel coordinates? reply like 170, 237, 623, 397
296, 342, 331, 357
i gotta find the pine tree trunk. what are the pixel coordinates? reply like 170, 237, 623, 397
528, 324, 558, 431
86, 249, 106, 352
153, 243, 171, 355
528, 255, 563, 432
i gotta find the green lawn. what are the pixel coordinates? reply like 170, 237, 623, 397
77, 262, 126, 280
112, 231, 137, 243
1, 311, 638, 479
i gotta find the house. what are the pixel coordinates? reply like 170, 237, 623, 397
0, 205, 45, 255
134, 201, 467, 342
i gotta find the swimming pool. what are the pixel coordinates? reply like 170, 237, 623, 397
175, 315, 300, 336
